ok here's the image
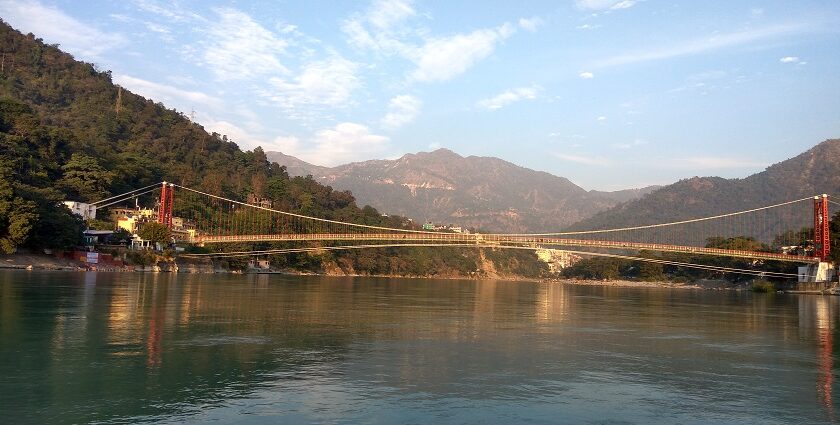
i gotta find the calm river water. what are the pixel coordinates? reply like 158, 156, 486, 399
0, 271, 838, 424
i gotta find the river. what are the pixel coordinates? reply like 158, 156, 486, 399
0, 271, 837, 424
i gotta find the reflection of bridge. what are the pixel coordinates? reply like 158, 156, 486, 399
94, 182, 836, 272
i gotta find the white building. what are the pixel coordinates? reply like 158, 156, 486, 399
63, 201, 97, 220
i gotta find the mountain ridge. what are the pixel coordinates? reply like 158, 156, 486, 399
570, 139, 840, 232
267, 148, 659, 232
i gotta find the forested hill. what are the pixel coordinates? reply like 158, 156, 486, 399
0, 19, 363, 248
0, 20, 546, 277
570, 139, 840, 231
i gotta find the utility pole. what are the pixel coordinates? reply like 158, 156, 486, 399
115, 86, 123, 115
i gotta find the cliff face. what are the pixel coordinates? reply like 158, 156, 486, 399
267, 149, 657, 232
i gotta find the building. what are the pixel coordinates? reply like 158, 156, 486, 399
247, 193, 273, 209
112, 208, 157, 234
83, 229, 114, 245
63, 201, 97, 220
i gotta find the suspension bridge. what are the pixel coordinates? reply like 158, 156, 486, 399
90, 182, 837, 278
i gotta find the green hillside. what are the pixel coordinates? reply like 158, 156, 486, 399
0, 20, 545, 278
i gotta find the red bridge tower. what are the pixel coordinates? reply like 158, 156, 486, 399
157, 182, 174, 229
814, 194, 830, 261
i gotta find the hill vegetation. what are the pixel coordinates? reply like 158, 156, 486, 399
0, 20, 547, 277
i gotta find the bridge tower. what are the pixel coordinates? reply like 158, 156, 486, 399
814, 194, 830, 261
157, 182, 174, 229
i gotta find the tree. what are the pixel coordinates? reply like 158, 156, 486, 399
637, 261, 665, 281
0, 163, 37, 253
137, 222, 170, 245
58, 153, 113, 201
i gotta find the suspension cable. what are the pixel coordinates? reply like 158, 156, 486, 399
175, 184, 818, 238
94, 187, 160, 209
91, 182, 162, 205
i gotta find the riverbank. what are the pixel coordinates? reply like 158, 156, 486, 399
0, 253, 757, 290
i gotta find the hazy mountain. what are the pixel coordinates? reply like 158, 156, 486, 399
267, 149, 657, 232
570, 139, 840, 232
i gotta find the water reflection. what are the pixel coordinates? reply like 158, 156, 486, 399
799, 296, 838, 420
0, 271, 838, 424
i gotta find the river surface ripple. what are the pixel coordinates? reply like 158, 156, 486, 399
0, 271, 837, 424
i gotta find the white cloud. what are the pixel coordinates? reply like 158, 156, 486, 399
367, 0, 416, 30
575, 0, 639, 11
113, 74, 224, 110
552, 153, 612, 166
381, 95, 422, 129
577, 24, 601, 30
342, 0, 416, 53
518, 17, 544, 32
579, 71, 595, 79
428, 142, 442, 150
409, 23, 516, 82
597, 116, 607, 121
201, 8, 290, 80
779, 56, 806, 65
596, 23, 809, 68
0, 0, 126, 58
263, 55, 360, 110
477, 85, 540, 110
271, 123, 391, 166
344, 1, 520, 83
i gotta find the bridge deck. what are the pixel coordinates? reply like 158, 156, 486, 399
194, 233, 819, 263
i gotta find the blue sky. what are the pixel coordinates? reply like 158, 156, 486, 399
1, 0, 839, 190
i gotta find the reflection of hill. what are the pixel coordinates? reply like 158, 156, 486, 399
0, 272, 356, 424
2, 272, 838, 423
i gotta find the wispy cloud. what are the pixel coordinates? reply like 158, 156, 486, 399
477, 85, 540, 110
552, 152, 612, 166
408, 23, 516, 82
133, 0, 203, 22
576, 0, 640, 11
518, 16, 544, 32
579, 71, 595, 79
200, 8, 290, 80
612, 139, 648, 149
0, 0, 126, 58
262, 55, 360, 111
344, 0, 524, 83
381, 95, 422, 129
595, 23, 809, 68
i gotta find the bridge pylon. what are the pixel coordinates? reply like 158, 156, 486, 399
157, 182, 174, 229
814, 194, 830, 261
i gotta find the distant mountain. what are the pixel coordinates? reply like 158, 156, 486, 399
267, 149, 657, 232
570, 139, 840, 234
